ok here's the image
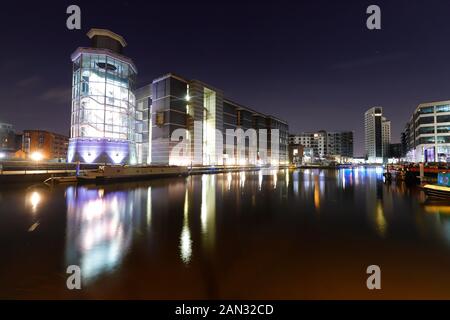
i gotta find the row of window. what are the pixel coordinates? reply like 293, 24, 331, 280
417, 126, 450, 135
416, 115, 450, 125
417, 136, 450, 144
417, 104, 450, 114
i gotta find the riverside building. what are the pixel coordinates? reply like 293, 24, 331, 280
288, 130, 354, 162
402, 100, 450, 162
68, 29, 138, 164
134, 74, 289, 166
69, 29, 288, 166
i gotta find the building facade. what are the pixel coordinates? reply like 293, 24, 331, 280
402, 100, 450, 162
364, 107, 391, 163
23, 130, 69, 160
288, 130, 353, 162
0, 122, 16, 158
288, 143, 303, 165
68, 29, 138, 164
69, 30, 288, 166
134, 73, 289, 166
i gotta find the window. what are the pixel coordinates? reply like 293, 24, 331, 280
436, 136, 450, 143
418, 126, 435, 135
437, 115, 450, 123
436, 104, 450, 113
418, 106, 434, 114
437, 126, 450, 134
156, 112, 165, 127
418, 137, 435, 144
417, 116, 434, 125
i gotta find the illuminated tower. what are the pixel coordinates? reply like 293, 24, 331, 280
68, 29, 138, 164
365, 107, 390, 163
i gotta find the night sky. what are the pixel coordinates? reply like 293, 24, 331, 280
1, 0, 450, 156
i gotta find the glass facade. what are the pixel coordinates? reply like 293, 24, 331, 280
410, 101, 450, 163
69, 51, 137, 164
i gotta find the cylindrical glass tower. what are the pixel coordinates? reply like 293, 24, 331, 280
68, 29, 138, 164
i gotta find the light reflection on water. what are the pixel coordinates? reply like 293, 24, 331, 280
65, 186, 141, 282
63, 168, 450, 274
6, 167, 450, 298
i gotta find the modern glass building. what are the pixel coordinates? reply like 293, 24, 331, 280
68, 29, 138, 164
134, 73, 289, 166
403, 100, 450, 162
68, 31, 288, 166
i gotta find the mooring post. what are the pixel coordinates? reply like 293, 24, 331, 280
419, 162, 424, 183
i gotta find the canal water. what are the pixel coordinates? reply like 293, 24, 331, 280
1, 168, 450, 299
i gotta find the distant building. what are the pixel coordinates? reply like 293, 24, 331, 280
402, 100, 450, 162
364, 107, 391, 163
289, 130, 353, 162
23, 130, 69, 160
389, 143, 402, 159
0, 122, 17, 158
288, 143, 303, 165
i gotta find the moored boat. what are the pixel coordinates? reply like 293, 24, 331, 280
77, 165, 188, 183
422, 172, 450, 200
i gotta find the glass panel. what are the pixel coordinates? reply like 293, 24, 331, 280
436, 105, 450, 113
70, 53, 137, 142
437, 126, 450, 133
437, 115, 450, 123
418, 106, 434, 114
418, 126, 435, 135
436, 136, 450, 143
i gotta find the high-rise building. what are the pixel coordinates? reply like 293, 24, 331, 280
402, 100, 450, 162
364, 107, 391, 163
68, 29, 138, 164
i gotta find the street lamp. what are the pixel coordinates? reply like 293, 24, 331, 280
30, 152, 43, 161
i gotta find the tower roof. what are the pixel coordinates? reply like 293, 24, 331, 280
87, 28, 127, 47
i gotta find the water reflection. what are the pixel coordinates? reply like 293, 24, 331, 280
180, 188, 192, 264
51, 168, 450, 294
314, 175, 320, 210
65, 186, 144, 283
239, 171, 246, 189
374, 200, 387, 237
147, 187, 152, 227
29, 192, 41, 212
25, 189, 45, 214
201, 175, 216, 251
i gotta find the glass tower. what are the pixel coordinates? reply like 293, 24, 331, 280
68, 29, 138, 164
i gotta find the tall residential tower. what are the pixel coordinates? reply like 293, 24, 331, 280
364, 107, 391, 163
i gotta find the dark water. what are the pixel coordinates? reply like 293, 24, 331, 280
1, 168, 450, 299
